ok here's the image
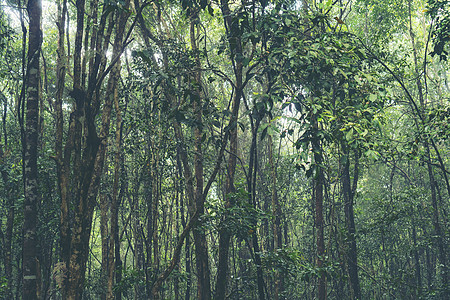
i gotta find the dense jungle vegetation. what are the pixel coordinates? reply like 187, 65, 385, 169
0, 0, 448, 299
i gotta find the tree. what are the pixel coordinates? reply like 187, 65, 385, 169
22, 0, 41, 298
53, 0, 133, 297
0, 0, 450, 298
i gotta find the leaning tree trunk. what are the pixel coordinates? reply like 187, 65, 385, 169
22, 0, 41, 298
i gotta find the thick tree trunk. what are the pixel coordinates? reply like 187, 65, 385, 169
22, 0, 41, 298
58, 0, 85, 296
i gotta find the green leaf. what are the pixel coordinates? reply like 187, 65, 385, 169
346, 128, 354, 141
261, 127, 268, 141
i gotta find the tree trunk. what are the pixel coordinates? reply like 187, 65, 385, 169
100, 194, 110, 300
133, 181, 145, 299
411, 223, 422, 295
4, 201, 14, 299
57, 1, 131, 297
408, 2, 448, 293
0, 131, 15, 299
54, 0, 70, 294
341, 149, 361, 299
312, 118, 326, 300
268, 134, 284, 299
111, 77, 125, 300
216, 1, 245, 298
247, 115, 265, 300
22, 0, 41, 298
190, 11, 212, 300
425, 152, 448, 298
151, 152, 160, 275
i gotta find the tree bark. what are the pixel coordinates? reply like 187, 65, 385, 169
22, 0, 41, 298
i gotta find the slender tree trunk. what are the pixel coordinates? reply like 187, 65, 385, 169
144, 160, 153, 298
63, 2, 130, 297
425, 233, 433, 287
100, 194, 110, 300
341, 149, 361, 299
184, 234, 191, 300
190, 11, 212, 300
425, 153, 448, 297
412, 223, 422, 295
216, 1, 245, 298
268, 135, 284, 299
54, 0, 70, 295
133, 3, 228, 296
0, 128, 14, 299
248, 116, 265, 300
4, 201, 14, 299
111, 77, 125, 300
312, 117, 326, 300
177, 151, 192, 300
133, 181, 145, 299
23, 0, 41, 298
408, 2, 448, 293
151, 152, 160, 274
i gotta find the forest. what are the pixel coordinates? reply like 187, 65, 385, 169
0, 0, 448, 299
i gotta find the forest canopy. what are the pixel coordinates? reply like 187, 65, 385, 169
0, 0, 448, 299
